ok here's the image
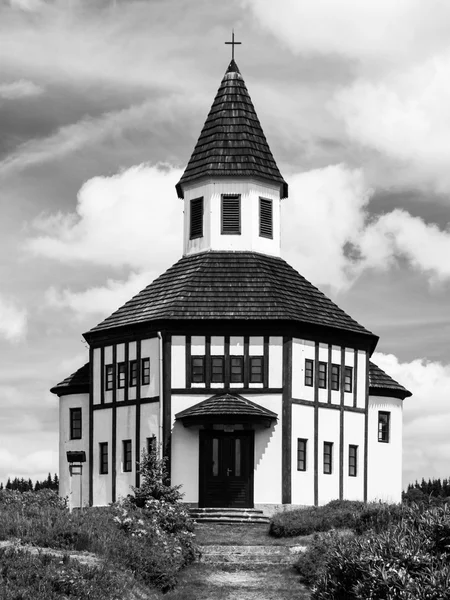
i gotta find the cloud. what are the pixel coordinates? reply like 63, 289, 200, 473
0, 295, 27, 342
0, 447, 57, 483
8, 0, 46, 11
373, 352, 450, 484
28, 163, 183, 270
0, 80, 43, 99
47, 271, 156, 318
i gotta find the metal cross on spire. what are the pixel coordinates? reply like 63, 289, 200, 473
225, 30, 241, 60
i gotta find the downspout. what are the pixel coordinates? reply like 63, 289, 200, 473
157, 331, 164, 459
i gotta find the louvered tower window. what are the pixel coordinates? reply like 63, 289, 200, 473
259, 198, 273, 238
190, 197, 204, 239
221, 195, 241, 234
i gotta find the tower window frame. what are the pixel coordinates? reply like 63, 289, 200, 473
344, 366, 353, 393
318, 362, 327, 389
378, 411, 390, 443
331, 364, 340, 391
189, 197, 204, 240
305, 359, 314, 387
99, 442, 108, 475
249, 356, 264, 383
297, 438, 307, 471
105, 364, 114, 391
323, 441, 333, 474
211, 356, 225, 383
141, 358, 150, 386
221, 194, 241, 235
191, 356, 206, 383
129, 360, 137, 387
123, 439, 132, 473
259, 197, 273, 239
117, 362, 126, 389
230, 355, 244, 384
349, 444, 358, 477
70, 408, 82, 440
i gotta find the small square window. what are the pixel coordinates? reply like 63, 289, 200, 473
99, 442, 108, 475
141, 358, 150, 386
191, 356, 205, 383
344, 366, 353, 393
190, 197, 204, 239
349, 445, 358, 477
318, 362, 327, 389
249, 356, 264, 384
230, 356, 244, 383
324, 442, 333, 474
211, 356, 224, 383
221, 195, 241, 235
117, 362, 126, 389
305, 359, 314, 387
105, 364, 114, 391
129, 360, 137, 387
70, 408, 82, 440
331, 364, 340, 391
378, 411, 390, 443
297, 439, 307, 471
123, 440, 132, 472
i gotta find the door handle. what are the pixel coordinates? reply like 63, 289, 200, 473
226, 468, 232, 476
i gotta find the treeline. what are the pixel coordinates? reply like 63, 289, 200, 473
0, 473, 59, 493
403, 477, 450, 503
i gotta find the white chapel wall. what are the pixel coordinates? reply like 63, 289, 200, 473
93, 407, 112, 506
317, 407, 340, 505
291, 403, 315, 506
343, 411, 365, 501
115, 404, 136, 500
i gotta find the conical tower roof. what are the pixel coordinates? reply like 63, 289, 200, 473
176, 60, 288, 198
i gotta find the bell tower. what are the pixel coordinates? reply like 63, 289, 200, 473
175, 59, 288, 259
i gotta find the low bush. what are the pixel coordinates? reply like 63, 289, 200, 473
296, 504, 450, 600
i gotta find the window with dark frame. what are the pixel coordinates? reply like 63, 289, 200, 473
105, 364, 114, 391
230, 356, 244, 383
129, 360, 137, 387
378, 411, 390, 443
249, 356, 264, 383
323, 442, 333, 474
221, 194, 241, 234
318, 362, 327, 389
211, 356, 224, 383
331, 364, 340, 391
344, 366, 353, 393
70, 408, 82, 440
123, 439, 132, 472
305, 359, 314, 387
147, 436, 157, 455
191, 356, 205, 383
190, 197, 204, 239
349, 445, 358, 477
117, 362, 126, 389
259, 197, 273, 238
99, 442, 108, 475
297, 438, 307, 471
141, 358, 150, 386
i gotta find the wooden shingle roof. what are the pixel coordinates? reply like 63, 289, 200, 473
176, 60, 288, 198
85, 251, 377, 345
369, 361, 412, 399
50, 362, 89, 396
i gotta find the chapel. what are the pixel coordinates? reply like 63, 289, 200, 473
51, 57, 411, 514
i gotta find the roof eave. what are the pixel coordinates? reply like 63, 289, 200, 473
175, 176, 288, 200
369, 386, 412, 400
50, 384, 90, 397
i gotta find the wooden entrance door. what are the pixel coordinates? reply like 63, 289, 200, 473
199, 431, 254, 508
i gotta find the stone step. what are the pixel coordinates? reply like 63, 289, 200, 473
193, 516, 270, 524
190, 507, 270, 524
191, 507, 265, 514
199, 544, 306, 565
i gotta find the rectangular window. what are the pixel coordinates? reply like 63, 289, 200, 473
123, 440, 132, 472
259, 197, 273, 238
344, 366, 353, 393
331, 364, 340, 391
70, 408, 82, 440
378, 411, 390, 443
99, 442, 108, 475
249, 356, 264, 383
211, 356, 224, 383
318, 362, 327, 389
349, 445, 358, 477
230, 356, 244, 383
105, 364, 114, 391
305, 359, 314, 387
191, 356, 205, 383
129, 360, 137, 387
117, 362, 126, 389
141, 358, 150, 386
221, 194, 241, 234
297, 438, 307, 471
147, 436, 157, 455
324, 442, 333, 474
190, 197, 204, 239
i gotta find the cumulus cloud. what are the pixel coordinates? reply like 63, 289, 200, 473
0, 447, 57, 483
0, 295, 27, 342
0, 80, 43, 99
373, 352, 450, 484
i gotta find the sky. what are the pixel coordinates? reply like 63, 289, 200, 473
1, 0, 449, 489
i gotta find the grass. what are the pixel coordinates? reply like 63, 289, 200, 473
195, 522, 312, 546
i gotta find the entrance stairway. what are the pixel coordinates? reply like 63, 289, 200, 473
189, 507, 270, 524
199, 544, 305, 566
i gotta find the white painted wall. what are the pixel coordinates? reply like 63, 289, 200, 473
171, 336, 186, 388
93, 349, 100, 405
343, 411, 365, 501
58, 393, 89, 507
357, 351, 367, 409
268, 336, 283, 388
115, 404, 136, 500
368, 395, 403, 503
182, 179, 282, 257
93, 408, 112, 506
292, 339, 315, 401
141, 338, 160, 398
291, 403, 314, 506
140, 403, 160, 455
317, 407, 340, 505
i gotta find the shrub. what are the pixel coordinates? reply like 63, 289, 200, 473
132, 446, 183, 506
352, 502, 404, 535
